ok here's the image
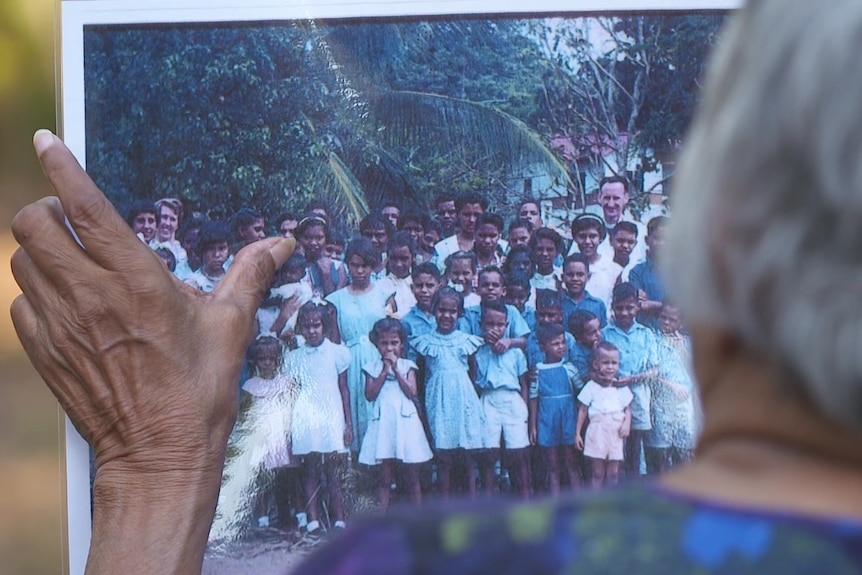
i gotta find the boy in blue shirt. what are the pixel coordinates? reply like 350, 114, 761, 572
471, 300, 531, 498
601, 282, 659, 479
458, 266, 530, 352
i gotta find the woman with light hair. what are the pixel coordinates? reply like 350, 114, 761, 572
150, 196, 188, 267
8, 0, 862, 572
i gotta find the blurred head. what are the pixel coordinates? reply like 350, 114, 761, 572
503, 245, 535, 276
568, 310, 602, 348
434, 192, 458, 234
196, 221, 230, 275
295, 215, 329, 261
412, 262, 442, 310
360, 214, 392, 256
610, 221, 638, 265
475, 213, 504, 257
530, 228, 563, 274
387, 231, 414, 279
663, 0, 862, 430
507, 218, 533, 249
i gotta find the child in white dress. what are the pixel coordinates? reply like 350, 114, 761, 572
210, 336, 296, 539
359, 318, 432, 511
287, 301, 352, 535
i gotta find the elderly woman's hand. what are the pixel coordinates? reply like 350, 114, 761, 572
9, 131, 294, 574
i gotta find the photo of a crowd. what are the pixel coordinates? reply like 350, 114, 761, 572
126, 179, 699, 540
76, 10, 726, 566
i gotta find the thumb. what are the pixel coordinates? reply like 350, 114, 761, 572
215, 237, 296, 314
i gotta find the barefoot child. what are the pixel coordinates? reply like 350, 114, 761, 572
575, 341, 633, 488
287, 302, 352, 535
529, 323, 581, 495
472, 300, 531, 498
358, 318, 432, 510
412, 287, 485, 499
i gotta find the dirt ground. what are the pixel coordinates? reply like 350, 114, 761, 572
203, 528, 322, 575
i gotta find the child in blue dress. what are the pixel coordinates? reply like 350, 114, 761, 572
326, 238, 395, 452
412, 287, 484, 499
358, 318, 432, 510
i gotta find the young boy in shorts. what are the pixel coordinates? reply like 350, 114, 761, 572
529, 323, 582, 494
600, 282, 659, 479
575, 341, 633, 488
472, 300, 531, 498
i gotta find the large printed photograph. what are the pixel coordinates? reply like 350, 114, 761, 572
81, 8, 727, 572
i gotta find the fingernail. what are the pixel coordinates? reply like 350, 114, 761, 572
270, 237, 296, 268
33, 130, 55, 155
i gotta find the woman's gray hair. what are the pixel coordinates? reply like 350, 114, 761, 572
664, 0, 862, 429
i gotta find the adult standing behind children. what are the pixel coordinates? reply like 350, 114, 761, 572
591, 176, 648, 266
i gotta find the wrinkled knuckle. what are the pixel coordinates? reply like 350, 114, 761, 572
70, 195, 113, 232
70, 290, 111, 329
10, 247, 31, 282
11, 198, 59, 245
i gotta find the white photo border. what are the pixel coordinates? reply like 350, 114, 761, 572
59, 1, 740, 573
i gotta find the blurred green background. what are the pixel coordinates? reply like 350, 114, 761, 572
0, 0, 63, 573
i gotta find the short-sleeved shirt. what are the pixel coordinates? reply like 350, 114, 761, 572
457, 303, 531, 339
561, 291, 608, 328
577, 379, 634, 417
474, 345, 528, 392
601, 321, 658, 378
401, 306, 437, 361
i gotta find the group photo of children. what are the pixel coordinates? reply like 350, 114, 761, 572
79, 9, 725, 567
125, 180, 701, 541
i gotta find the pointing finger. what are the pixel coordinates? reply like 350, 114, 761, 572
33, 130, 147, 272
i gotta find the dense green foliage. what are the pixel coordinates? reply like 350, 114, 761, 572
83, 14, 725, 234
